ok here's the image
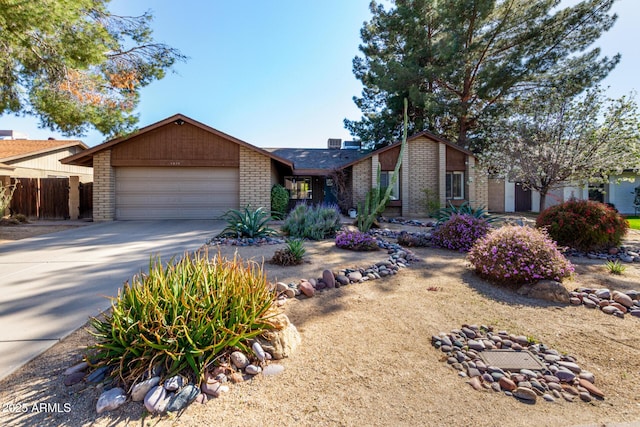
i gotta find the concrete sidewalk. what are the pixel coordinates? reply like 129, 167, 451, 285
0, 220, 222, 381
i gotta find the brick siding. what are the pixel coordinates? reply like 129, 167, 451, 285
93, 150, 115, 221
352, 160, 372, 208
407, 137, 439, 215
239, 147, 271, 209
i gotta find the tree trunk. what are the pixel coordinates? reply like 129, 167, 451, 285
539, 191, 547, 213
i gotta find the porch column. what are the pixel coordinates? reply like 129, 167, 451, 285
401, 143, 409, 217
371, 154, 379, 188
438, 142, 447, 207
68, 176, 80, 220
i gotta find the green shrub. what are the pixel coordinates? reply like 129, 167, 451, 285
536, 199, 628, 251
271, 238, 306, 266
218, 205, 278, 238
605, 259, 626, 275
88, 252, 277, 385
421, 188, 441, 217
435, 201, 497, 225
281, 203, 342, 240
335, 230, 379, 251
468, 225, 574, 285
431, 213, 491, 252
270, 184, 290, 219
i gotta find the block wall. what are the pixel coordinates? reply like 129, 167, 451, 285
239, 147, 271, 209
93, 150, 115, 221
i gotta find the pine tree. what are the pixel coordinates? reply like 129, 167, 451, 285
0, 0, 185, 138
345, 0, 619, 150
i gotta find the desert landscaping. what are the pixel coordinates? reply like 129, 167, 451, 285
0, 218, 640, 427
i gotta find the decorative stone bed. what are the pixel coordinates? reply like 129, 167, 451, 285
432, 325, 605, 404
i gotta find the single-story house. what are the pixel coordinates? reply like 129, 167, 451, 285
61, 114, 488, 221
1, 135, 94, 218
488, 175, 640, 215
0, 136, 92, 182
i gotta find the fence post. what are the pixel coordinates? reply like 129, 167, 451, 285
68, 176, 80, 220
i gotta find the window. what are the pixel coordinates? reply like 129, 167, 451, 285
380, 171, 400, 200
284, 176, 312, 200
446, 171, 464, 200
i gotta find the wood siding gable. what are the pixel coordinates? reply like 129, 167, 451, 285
111, 122, 240, 167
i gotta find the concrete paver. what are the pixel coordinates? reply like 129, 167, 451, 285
0, 220, 222, 380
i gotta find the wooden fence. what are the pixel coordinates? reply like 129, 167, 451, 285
10, 177, 71, 220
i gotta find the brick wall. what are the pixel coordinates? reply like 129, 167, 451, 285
352, 159, 372, 208
471, 160, 489, 209
239, 147, 271, 209
407, 137, 439, 215
93, 150, 115, 221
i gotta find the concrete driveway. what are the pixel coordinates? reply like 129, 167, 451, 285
0, 220, 223, 381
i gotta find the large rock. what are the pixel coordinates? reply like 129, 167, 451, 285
230, 351, 250, 369
516, 280, 570, 303
299, 281, 315, 297
513, 387, 537, 402
131, 376, 160, 401
144, 385, 170, 414
322, 270, 335, 288
96, 387, 127, 414
166, 384, 200, 412
256, 322, 301, 360
612, 291, 634, 308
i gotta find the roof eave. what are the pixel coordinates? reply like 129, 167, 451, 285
1, 141, 87, 163
60, 114, 294, 169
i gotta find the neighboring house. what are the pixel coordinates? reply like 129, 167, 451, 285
61, 114, 488, 221
0, 135, 94, 218
488, 175, 639, 214
0, 136, 92, 182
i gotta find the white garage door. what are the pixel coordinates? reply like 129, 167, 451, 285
115, 167, 239, 219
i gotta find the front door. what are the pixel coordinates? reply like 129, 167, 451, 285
515, 183, 532, 212
323, 177, 338, 205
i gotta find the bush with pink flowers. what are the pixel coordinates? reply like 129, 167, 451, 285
431, 213, 491, 252
335, 230, 379, 251
468, 225, 574, 285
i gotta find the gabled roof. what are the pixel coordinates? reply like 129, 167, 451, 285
264, 148, 369, 175
0, 139, 87, 163
339, 130, 475, 170
61, 114, 294, 168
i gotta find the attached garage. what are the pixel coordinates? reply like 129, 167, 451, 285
115, 167, 239, 219
60, 114, 293, 221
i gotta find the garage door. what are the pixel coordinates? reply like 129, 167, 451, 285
115, 167, 239, 219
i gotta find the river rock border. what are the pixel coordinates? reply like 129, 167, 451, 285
432, 325, 605, 404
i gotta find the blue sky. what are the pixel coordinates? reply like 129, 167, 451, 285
0, 0, 637, 148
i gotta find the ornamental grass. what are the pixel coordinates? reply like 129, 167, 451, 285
88, 251, 278, 386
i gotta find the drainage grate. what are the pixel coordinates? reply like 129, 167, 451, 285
479, 350, 546, 371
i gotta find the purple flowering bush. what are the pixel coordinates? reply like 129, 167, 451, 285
431, 213, 491, 252
468, 225, 574, 285
335, 230, 379, 251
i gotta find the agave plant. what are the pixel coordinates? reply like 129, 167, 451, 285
218, 205, 278, 238
435, 201, 498, 225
